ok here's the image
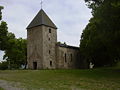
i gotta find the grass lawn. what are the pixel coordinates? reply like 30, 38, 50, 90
0, 87, 4, 90
0, 66, 120, 90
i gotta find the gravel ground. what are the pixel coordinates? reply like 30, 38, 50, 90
0, 80, 25, 90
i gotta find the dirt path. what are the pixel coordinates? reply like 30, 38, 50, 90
0, 80, 25, 90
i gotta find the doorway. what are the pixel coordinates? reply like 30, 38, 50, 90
33, 62, 37, 70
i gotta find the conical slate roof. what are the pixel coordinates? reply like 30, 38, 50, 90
27, 9, 57, 29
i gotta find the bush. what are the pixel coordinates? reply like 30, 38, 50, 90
0, 61, 8, 70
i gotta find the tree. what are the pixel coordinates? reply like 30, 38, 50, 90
80, 0, 120, 67
3, 38, 27, 69
0, 6, 27, 69
0, 21, 8, 50
0, 6, 8, 50
0, 61, 8, 70
0, 6, 4, 20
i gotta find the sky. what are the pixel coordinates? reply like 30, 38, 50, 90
0, 0, 92, 61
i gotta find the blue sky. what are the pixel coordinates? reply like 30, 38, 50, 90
0, 0, 92, 61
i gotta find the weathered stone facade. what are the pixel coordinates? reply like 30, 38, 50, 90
27, 9, 80, 69
27, 26, 43, 69
42, 26, 57, 69
56, 43, 80, 69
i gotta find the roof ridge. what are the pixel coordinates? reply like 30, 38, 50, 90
27, 9, 57, 29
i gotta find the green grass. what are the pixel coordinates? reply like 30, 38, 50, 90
0, 87, 4, 90
0, 67, 120, 90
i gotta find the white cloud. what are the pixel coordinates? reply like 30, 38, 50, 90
0, 0, 92, 61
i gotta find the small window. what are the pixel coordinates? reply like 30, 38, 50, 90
50, 61, 52, 66
49, 38, 50, 41
49, 28, 51, 33
70, 54, 72, 62
49, 50, 51, 54
65, 53, 67, 63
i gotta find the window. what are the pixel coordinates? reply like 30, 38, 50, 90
49, 38, 50, 41
65, 53, 67, 63
49, 28, 51, 33
70, 54, 72, 62
49, 50, 50, 54
50, 61, 52, 66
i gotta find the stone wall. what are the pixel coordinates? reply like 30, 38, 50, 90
42, 26, 57, 69
27, 25, 57, 69
27, 26, 43, 69
56, 44, 80, 69
27, 25, 80, 69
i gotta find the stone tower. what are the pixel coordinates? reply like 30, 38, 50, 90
27, 9, 57, 69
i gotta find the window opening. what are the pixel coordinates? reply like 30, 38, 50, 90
49, 28, 51, 33
65, 53, 67, 63
50, 61, 52, 66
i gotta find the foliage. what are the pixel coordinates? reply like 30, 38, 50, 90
0, 61, 8, 70
0, 6, 4, 20
3, 38, 27, 69
0, 21, 8, 50
0, 6, 27, 69
80, 0, 120, 67
4, 38, 27, 69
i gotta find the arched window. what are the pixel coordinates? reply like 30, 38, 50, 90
65, 53, 67, 63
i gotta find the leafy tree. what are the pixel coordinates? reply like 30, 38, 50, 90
0, 21, 8, 50
0, 6, 27, 69
80, 0, 120, 67
4, 38, 27, 69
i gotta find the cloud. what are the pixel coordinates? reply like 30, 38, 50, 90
0, 0, 92, 61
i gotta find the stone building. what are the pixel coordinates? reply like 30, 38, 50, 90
27, 9, 80, 69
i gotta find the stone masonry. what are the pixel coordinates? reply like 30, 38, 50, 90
27, 9, 80, 69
